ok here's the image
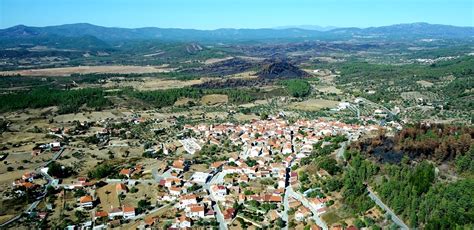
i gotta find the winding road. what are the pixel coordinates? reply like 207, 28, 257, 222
367, 187, 409, 230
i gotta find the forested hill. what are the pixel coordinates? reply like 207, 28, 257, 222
1, 22, 473, 42
346, 124, 474, 229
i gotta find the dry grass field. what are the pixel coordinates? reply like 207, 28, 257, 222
96, 184, 121, 212
288, 99, 339, 111
200, 94, 229, 105
0, 65, 173, 77
315, 85, 343, 95
234, 113, 259, 121
174, 98, 197, 106
102, 78, 204, 90
0, 215, 15, 225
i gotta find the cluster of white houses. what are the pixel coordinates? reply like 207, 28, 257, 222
9, 116, 381, 229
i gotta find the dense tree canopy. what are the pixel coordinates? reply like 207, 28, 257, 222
0, 87, 110, 114
377, 161, 473, 228
280, 79, 311, 97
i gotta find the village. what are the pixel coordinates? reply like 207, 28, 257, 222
2, 112, 388, 230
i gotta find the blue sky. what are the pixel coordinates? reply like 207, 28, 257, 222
1, 0, 473, 29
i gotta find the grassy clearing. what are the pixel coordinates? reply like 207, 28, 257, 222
288, 99, 338, 111
201, 94, 229, 105
321, 210, 342, 226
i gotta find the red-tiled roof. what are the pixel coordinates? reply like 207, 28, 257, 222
80, 195, 93, 203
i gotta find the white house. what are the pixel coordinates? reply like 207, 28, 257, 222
122, 206, 136, 219
176, 216, 192, 228
295, 206, 311, 221
187, 205, 205, 219
191, 172, 210, 184
169, 186, 182, 196
211, 185, 227, 201
178, 194, 197, 209
278, 179, 286, 189
309, 198, 326, 211
108, 207, 123, 219
79, 195, 93, 208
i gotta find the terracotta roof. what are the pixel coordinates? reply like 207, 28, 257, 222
21, 182, 36, 189
179, 215, 191, 222
173, 159, 185, 169
223, 208, 236, 219
122, 206, 135, 213
297, 206, 311, 215
190, 206, 204, 212
119, 168, 132, 175
22, 172, 35, 179
116, 183, 127, 191
145, 217, 155, 226
95, 211, 108, 217
181, 194, 197, 200
169, 186, 181, 192
211, 161, 225, 168
212, 185, 226, 192
79, 195, 93, 203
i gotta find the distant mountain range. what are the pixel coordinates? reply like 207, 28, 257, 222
0, 23, 472, 47
273, 25, 338, 31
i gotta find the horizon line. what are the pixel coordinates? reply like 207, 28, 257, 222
2, 21, 473, 30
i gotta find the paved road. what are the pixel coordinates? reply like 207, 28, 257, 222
204, 170, 228, 230
367, 187, 409, 230
287, 187, 328, 230
281, 187, 290, 230
212, 202, 228, 230
335, 134, 351, 160
152, 168, 161, 182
